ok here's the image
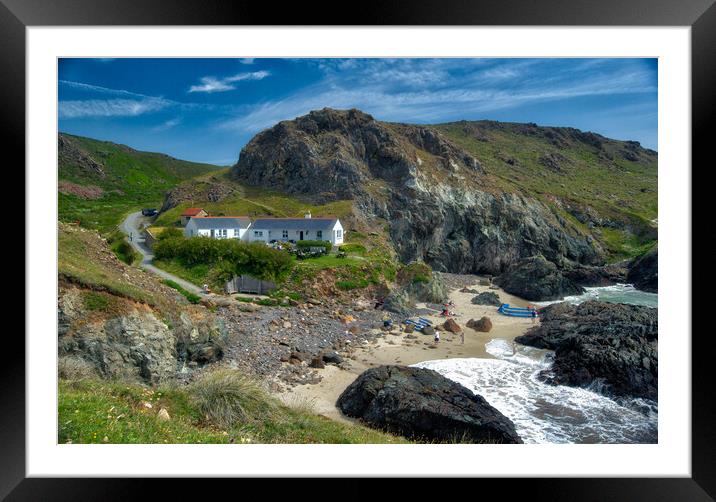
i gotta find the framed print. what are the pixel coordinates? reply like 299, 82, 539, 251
5, 0, 713, 498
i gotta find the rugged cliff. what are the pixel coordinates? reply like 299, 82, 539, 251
231, 108, 625, 277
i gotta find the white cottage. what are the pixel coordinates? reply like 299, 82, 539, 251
183, 216, 252, 240
249, 213, 344, 246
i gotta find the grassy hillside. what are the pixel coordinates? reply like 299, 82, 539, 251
58, 133, 222, 232
435, 121, 658, 259
59, 377, 408, 444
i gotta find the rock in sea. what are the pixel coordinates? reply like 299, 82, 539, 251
337, 365, 522, 443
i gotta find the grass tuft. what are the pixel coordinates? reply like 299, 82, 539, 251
188, 369, 279, 428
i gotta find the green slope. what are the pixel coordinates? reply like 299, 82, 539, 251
435, 120, 658, 260
58, 133, 222, 232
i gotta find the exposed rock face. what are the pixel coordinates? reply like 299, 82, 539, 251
58, 286, 226, 384
471, 291, 501, 306
230, 108, 603, 277
515, 301, 657, 400
58, 293, 177, 384
627, 247, 658, 293
466, 317, 493, 332
563, 262, 629, 287
337, 365, 522, 443
495, 255, 584, 301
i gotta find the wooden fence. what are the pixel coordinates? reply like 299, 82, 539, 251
225, 275, 276, 295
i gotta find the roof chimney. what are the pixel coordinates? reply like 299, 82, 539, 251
304, 210, 312, 219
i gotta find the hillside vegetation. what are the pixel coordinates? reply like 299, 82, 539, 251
58, 133, 221, 232
434, 120, 657, 260
59, 375, 408, 444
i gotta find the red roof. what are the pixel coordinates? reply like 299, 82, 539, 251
181, 207, 206, 217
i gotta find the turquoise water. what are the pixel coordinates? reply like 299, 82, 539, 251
538, 284, 658, 308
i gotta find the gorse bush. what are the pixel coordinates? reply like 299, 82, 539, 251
188, 369, 278, 428
154, 236, 293, 282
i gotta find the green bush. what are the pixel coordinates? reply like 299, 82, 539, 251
235, 296, 254, 303
336, 279, 369, 290
188, 369, 278, 428
154, 236, 293, 283
295, 240, 332, 253
339, 243, 366, 255
157, 227, 183, 241
83, 291, 111, 311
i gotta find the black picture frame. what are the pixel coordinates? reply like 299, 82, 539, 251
4, 0, 712, 499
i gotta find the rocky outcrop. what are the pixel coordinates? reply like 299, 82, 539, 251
494, 255, 584, 301
627, 246, 658, 293
471, 291, 501, 306
337, 365, 522, 443
515, 301, 657, 400
383, 273, 448, 314
466, 317, 492, 332
563, 262, 629, 287
58, 286, 226, 384
230, 108, 604, 277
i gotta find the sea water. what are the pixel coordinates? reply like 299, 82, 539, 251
537, 283, 658, 309
413, 339, 658, 444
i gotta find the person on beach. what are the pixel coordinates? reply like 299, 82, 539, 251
460, 331, 465, 345
434, 331, 440, 344
531, 307, 538, 324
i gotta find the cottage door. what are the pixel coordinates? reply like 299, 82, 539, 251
299, 231, 304, 240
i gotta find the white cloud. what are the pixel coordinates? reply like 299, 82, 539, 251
59, 98, 171, 118
188, 70, 270, 93
218, 60, 656, 133
151, 117, 182, 132
239, 58, 255, 64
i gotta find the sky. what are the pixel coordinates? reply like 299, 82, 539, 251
58, 58, 658, 165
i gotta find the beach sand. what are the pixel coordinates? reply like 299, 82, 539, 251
276, 277, 538, 423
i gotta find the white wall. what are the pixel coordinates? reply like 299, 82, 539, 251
184, 221, 250, 239
332, 220, 344, 245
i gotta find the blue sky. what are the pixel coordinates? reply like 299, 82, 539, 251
58, 58, 657, 165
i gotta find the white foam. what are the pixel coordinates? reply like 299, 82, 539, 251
535, 283, 658, 308
413, 341, 657, 444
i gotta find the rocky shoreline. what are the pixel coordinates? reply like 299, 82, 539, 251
516, 300, 658, 401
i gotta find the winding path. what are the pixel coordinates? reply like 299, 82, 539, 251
120, 211, 206, 296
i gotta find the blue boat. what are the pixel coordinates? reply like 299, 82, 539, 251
497, 303, 536, 318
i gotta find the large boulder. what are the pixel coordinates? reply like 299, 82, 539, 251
494, 255, 584, 301
515, 301, 657, 400
466, 317, 493, 332
337, 365, 522, 443
471, 292, 501, 306
627, 246, 658, 293
442, 318, 462, 333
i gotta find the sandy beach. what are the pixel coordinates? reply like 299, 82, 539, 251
276, 277, 538, 423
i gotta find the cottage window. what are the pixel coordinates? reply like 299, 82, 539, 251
316, 230, 322, 239
254, 230, 263, 237
336, 229, 342, 239
219, 229, 227, 238
282, 230, 289, 239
